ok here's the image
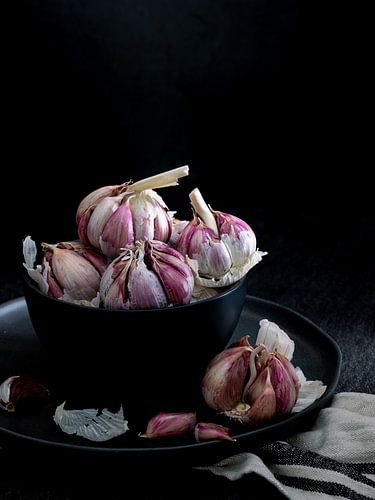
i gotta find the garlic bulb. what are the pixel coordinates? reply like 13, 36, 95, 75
42, 241, 107, 301
100, 240, 194, 310
177, 188, 266, 287
202, 329, 302, 425
77, 166, 189, 257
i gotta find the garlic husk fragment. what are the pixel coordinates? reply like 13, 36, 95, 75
54, 402, 128, 442
100, 241, 194, 310
194, 422, 235, 442
22, 236, 49, 294
0, 375, 50, 413
201, 346, 252, 411
187, 251, 267, 288
77, 166, 189, 257
291, 367, 327, 413
177, 188, 266, 287
42, 242, 106, 301
140, 412, 196, 438
256, 319, 295, 360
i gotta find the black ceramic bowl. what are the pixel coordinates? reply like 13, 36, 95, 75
23, 275, 247, 413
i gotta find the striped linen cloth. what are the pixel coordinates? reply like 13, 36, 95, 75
199, 393, 375, 499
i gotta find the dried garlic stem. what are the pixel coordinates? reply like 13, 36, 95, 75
130, 165, 189, 192
41, 242, 56, 252
189, 188, 219, 236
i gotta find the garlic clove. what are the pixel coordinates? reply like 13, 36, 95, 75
129, 191, 159, 243
76, 184, 126, 223
275, 352, 300, 397
202, 346, 251, 411
128, 258, 168, 309
144, 241, 194, 305
194, 422, 235, 442
225, 367, 277, 425
178, 216, 232, 278
214, 211, 257, 267
268, 355, 298, 415
42, 244, 101, 301
100, 200, 134, 257
169, 218, 189, 247
77, 208, 94, 247
140, 412, 196, 439
57, 242, 108, 276
0, 376, 50, 413
87, 196, 122, 249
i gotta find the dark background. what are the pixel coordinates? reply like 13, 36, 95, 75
1, 1, 374, 498
4, 0, 372, 274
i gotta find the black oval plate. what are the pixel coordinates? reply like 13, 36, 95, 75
0, 296, 341, 465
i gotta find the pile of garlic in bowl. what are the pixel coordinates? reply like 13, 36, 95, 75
23, 166, 266, 309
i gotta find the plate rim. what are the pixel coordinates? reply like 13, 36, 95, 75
0, 295, 342, 454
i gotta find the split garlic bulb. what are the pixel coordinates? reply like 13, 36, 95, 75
76, 166, 189, 258
100, 240, 194, 310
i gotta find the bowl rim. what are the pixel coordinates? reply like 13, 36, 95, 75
24, 273, 247, 313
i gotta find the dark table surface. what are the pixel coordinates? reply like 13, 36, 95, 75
0, 212, 374, 499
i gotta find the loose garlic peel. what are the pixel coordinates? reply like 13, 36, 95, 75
54, 402, 129, 442
187, 250, 267, 288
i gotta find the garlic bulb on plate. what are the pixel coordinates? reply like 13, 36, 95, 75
77, 166, 189, 257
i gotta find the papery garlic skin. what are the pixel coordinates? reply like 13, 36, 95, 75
0, 376, 50, 413
256, 319, 295, 360
201, 346, 251, 411
100, 241, 194, 310
194, 422, 235, 442
140, 412, 196, 438
54, 402, 129, 442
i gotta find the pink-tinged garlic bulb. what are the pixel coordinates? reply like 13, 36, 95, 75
100, 241, 194, 310
76, 166, 189, 258
41, 241, 107, 301
202, 335, 300, 425
177, 188, 266, 287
